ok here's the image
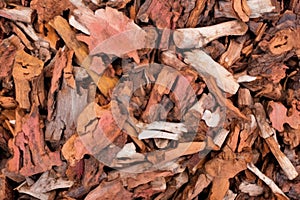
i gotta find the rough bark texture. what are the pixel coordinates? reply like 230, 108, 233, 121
0, 0, 299, 200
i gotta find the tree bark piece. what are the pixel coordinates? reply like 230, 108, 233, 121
46, 66, 95, 142
6, 106, 62, 177
12, 50, 45, 110
0, 35, 22, 78
173, 20, 248, 49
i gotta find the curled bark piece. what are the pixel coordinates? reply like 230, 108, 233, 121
247, 163, 289, 200
184, 50, 240, 95
233, 0, 250, 22
0, 4, 34, 23
173, 20, 248, 49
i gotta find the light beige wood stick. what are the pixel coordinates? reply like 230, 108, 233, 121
173, 20, 248, 49
247, 163, 289, 200
253, 103, 298, 180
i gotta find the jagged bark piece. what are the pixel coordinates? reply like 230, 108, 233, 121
0, 35, 22, 78
15, 22, 39, 41
204, 75, 247, 120
173, 20, 248, 49
108, 170, 173, 189
76, 102, 124, 164
72, 6, 146, 62
49, 16, 88, 65
137, 0, 174, 29
268, 101, 300, 132
184, 50, 240, 94
205, 154, 249, 200
12, 50, 45, 110
6, 106, 62, 177
253, 103, 298, 180
45, 65, 94, 142
66, 156, 104, 198
0, 4, 34, 23
30, 0, 74, 23
163, 142, 206, 163
62, 134, 88, 167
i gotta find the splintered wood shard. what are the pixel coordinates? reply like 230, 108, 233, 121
253, 103, 298, 180
173, 20, 248, 49
184, 50, 240, 94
